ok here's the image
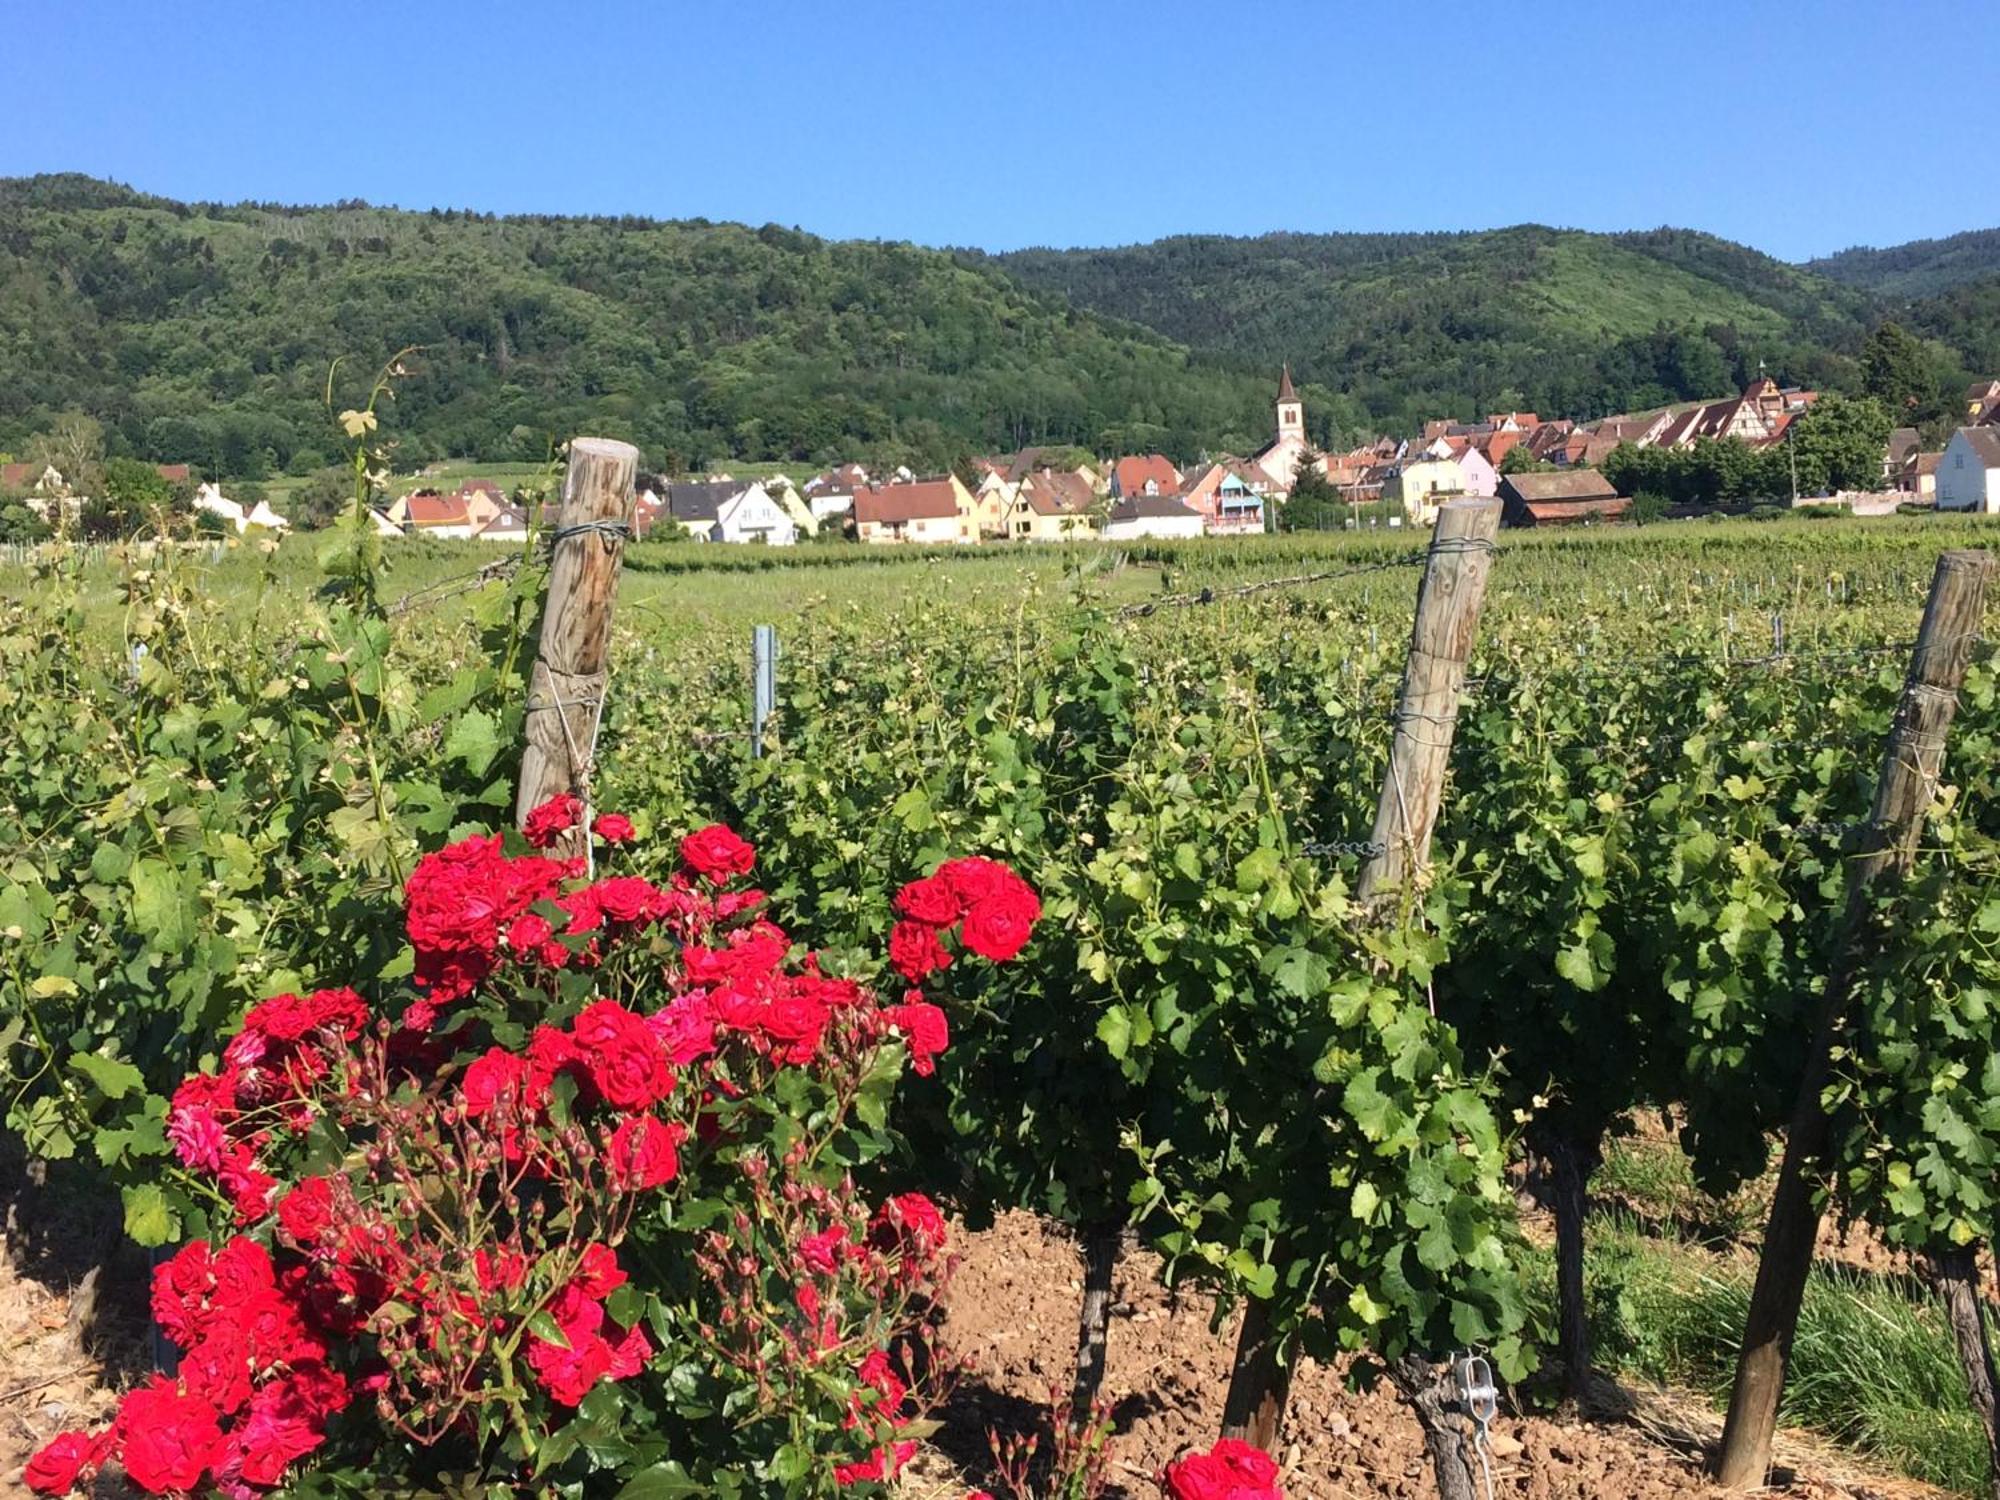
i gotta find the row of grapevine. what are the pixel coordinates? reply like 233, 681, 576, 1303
5, 506, 2000, 1493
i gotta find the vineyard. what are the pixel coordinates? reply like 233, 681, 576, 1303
5, 497, 2000, 1499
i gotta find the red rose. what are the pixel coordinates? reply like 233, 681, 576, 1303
797, 1225, 850, 1276
959, 883, 1042, 963
462, 1047, 532, 1116
937, 856, 1020, 906
1163, 1438, 1283, 1500
591, 875, 667, 925
507, 911, 553, 954
569, 999, 674, 1108
116, 1378, 223, 1494
885, 1001, 949, 1076
522, 793, 583, 849
893, 873, 963, 928
24, 1430, 110, 1495
870, 1192, 947, 1261
888, 920, 952, 983
228, 1363, 349, 1486
681, 824, 755, 883
593, 813, 636, 844
607, 1115, 685, 1189
856, 1348, 908, 1416
276, 1177, 335, 1251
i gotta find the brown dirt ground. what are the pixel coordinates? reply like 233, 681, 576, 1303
910, 1212, 1958, 1500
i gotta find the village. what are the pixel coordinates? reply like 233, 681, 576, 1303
7, 371, 2000, 546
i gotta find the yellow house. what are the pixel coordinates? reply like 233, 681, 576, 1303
1389, 455, 1466, 526
851, 476, 980, 544
1006, 468, 1099, 541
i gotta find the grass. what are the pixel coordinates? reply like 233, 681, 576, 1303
1596, 1130, 1767, 1244
1553, 1216, 1992, 1496
1565, 1128, 1989, 1493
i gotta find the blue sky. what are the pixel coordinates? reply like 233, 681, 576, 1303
7, 1, 1994, 261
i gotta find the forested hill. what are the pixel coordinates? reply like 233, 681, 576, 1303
0, 174, 1275, 476
982, 227, 1909, 436
4, 174, 1998, 479
1808, 229, 2000, 299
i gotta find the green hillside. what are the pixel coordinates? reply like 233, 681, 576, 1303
1809, 229, 2000, 299
4, 174, 1997, 483
984, 226, 1881, 435
0, 174, 1273, 476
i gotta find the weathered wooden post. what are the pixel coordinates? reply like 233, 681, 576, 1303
1220, 498, 1502, 1463
1716, 547, 1994, 1489
515, 437, 640, 861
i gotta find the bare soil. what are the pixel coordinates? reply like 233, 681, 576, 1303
913, 1211, 1957, 1500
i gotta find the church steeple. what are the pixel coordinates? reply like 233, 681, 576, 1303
1275, 364, 1304, 444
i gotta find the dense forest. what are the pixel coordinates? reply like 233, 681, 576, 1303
0, 175, 1273, 477
1, 174, 1996, 480
987, 227, 1998, 437
1808, 229, 2000, 299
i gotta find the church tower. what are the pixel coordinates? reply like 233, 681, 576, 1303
1275, 365, 1304, 445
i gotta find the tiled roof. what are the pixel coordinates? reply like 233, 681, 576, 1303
1109, 494, 1201, 522
1113, 454, 1181, 495
404, 493, 472, 527
853, 480, 961, 524
668, 481, 748, 522
1501, 469, 1621, 503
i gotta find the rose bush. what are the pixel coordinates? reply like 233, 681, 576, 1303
29, 808, 1038, 1498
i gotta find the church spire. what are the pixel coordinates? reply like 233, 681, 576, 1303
1277, 364, 1297, 402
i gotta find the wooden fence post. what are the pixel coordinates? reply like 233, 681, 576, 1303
1219, 498, 1502, 1457
1715, 547, 1994, 1489
1358, 497, 1503, 907
515, 437, 640, 862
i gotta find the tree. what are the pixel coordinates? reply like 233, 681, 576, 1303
1860, 321, 1943, 427
26, 413, 105, 498
1498, 446, 1554, 475
295, 466, 359, 529
1280, 448, 1343, 530
1785, 393, 1895, 495
0, 500, 49, 543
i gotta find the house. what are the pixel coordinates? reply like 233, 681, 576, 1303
632, 488, 668, 539
402, 492, 479, 539
192, 481, 290, 533
1006, 469, 1098, 541
666, 480, 797, 545
1101, 493, 1205, 540
999, 448, 1102, 490
1888, 427, 1921, 485
1177, 462, 1266, 534
476, 502, 531, 543
851, 476, 979, 544
1250, 367, 1312, 490
456, 480, 507, 529
1909, 452, 1941, 502
1936, 428, 2000, 513
972, 470, 1017, 539
1966, 381, 2000, 425
806, 463, 870, 495
1498, 469, 1630, 527
1388, 454, 1468, 525
1110, 453, 1182, 499
1452, 445, 1498, 499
